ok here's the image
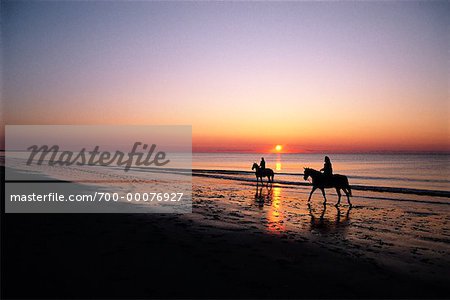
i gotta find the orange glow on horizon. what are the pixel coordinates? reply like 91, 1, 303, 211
2, 2, 449, 154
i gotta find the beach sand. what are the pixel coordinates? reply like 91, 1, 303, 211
3, 176, 450, 298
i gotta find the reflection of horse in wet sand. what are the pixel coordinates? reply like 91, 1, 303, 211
252, 163, 274, 185
254, 185, 273, 207
308, 203, 352, 234
303, 167, 352, 207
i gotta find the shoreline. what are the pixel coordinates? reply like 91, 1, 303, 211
3, 170, 450, 298
5, 162, 450, 198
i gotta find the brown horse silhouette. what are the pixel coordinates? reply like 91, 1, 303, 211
303, 167, 352, 207
252, 162, 274, 185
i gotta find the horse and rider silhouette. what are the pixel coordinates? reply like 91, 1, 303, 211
251, 156, 352, 206
252, 157, 274, 185
303, 156, 352, 207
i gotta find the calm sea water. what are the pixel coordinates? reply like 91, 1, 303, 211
192, 153, 450, 193
3, 152, 449, 194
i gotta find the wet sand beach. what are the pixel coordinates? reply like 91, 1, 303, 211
3, 175, 450, 299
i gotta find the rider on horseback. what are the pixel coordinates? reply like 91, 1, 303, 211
303, 157, 352, 206
320, 156, 333, 177
252, 159, 274, 184
260, 157, 266, 171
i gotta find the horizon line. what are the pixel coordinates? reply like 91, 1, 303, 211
191, 150, 450, 155
1, 149, 449, 155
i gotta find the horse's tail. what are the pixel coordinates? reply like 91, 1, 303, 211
268, 170, 274, 182
345, 176, 352, 196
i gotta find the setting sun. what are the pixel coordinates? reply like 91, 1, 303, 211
275, 145, 282, 152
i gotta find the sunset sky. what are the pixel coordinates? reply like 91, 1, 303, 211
2, 1, 449, 153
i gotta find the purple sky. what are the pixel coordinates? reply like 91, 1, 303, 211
2, 1, 449, 152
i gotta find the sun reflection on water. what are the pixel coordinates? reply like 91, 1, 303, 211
267, 187, 286, 234
275, 153, 282, 171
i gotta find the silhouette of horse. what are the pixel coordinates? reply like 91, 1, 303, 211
303, 167, 352, 207
252, 163, 274, 185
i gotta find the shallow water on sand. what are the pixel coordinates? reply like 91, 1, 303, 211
193, 153, 450, 192
4, 152, 450, 282
186, 177, 450, 284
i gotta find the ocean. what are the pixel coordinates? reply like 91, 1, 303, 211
192, 153, 450, 196
3, 152, 450, 199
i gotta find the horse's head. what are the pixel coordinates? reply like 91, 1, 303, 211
303, 167, 311, 181
252, 162, 259, 170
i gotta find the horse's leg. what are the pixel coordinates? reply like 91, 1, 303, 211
335, 188, 341, 207
321, 188, 327, 205
344, 188, 352, 207
308, 187, 317, 202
